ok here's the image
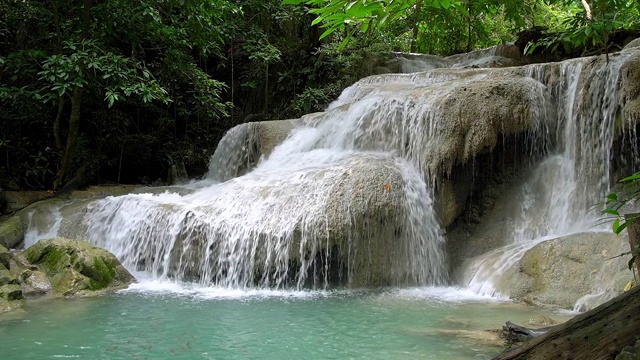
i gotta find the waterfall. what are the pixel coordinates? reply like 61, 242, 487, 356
85, 87, 462, 288
466, 49, 640, 297
32, 45, 634, 293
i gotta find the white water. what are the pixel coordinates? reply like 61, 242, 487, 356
466, 49, 638, 299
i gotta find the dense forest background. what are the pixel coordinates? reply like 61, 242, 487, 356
0, 0, 637, 191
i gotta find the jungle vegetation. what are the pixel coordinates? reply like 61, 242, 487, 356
0, 0, 637, 190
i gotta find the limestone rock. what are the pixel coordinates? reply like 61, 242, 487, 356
435, 76, 547, 176
0, 216, 24, 249
4, 191, 50, 213
624, 38, 640, 50
0, 298, 24, 313
207, 119, 303, 182
23, 238, 134, 296
434, 180, 463, 228
19, 270, 52, 296
0, 244, 11, 269
496, 232, 630, 309
0, 284, 23, 300
167, 161, 189, 185
528, 315, 557, 327
619, 48, 640, 125
0, 268, 17, 285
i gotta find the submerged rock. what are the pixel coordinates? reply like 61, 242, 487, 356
22, 238, 134, 296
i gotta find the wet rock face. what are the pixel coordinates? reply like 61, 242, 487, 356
22, 238, 135, 296
496, 232, 630, 310
0, 245, 24, 313
0, 216, 24, 249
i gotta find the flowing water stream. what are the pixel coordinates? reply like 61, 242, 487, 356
5, 46, 640, 358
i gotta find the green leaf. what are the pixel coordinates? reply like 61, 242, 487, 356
620, 172, 640, 182
602, 208, 620, 216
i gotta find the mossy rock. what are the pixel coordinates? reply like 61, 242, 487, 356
0, 284, 23, 300
0, 216, 24, 249
0, 269, 17, 286
23, 238, 134, 296
0, 244, 11, 269
0, 297, 24, 314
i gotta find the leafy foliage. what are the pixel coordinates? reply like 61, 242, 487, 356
603, 172, 640, 235
525, 0, 639, 55
602, 171, 640, 279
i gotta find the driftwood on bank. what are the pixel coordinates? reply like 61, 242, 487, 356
501, 321, 555, 344
494, 285, 640, 360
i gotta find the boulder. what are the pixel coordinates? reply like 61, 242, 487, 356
619, 48, 640, 125
22, 238, 134, 296
0, 284, 23, 300
0, 244, 11, 269
0, 268, 17, 285
624, 38, 640, 50
0, 216, 24, 249
207, 119, 303, 182
18, 269, 52, 296
4, 191, 51, 213
494, 232, 630, 310
434, 76, 548, 177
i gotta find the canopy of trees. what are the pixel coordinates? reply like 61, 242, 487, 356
0, 0, 637, 191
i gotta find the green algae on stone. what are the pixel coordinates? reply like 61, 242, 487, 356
0, 216, 24, 249
0, 244, 11, 269
0, 284, 23, 300
23, 238, 134, 296
0, 269, 17, 286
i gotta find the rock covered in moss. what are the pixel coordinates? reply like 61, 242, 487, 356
0, 268, 17, 286
23, 238, 134, 296
0, 216, 24, 249
0, 284, 23, 300
0, 244, 11, 269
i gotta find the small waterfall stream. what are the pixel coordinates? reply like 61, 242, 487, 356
466, 49, 639, 298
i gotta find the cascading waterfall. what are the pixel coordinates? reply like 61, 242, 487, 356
30, 45, 633, 294
85, 90, 459, 288
467, 49, 639, 297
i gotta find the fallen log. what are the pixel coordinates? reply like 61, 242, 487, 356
494, 285, 640, 359
501, 321, 555, 344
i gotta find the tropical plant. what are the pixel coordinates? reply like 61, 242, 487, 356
603, 171, 640, 280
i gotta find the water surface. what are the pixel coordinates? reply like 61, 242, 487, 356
0, 282, 569, 360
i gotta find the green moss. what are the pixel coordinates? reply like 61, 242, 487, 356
41, 247, 69, 273
87, 257, 117, 291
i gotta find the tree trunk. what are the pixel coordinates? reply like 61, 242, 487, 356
625, 213, 640, 277
262, 62, 269, 114
53, 98, 64, 153
54, 88, 82, 190
410, 0, 423, 53
54, 0, 91, 190
494, 285, 640, 359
